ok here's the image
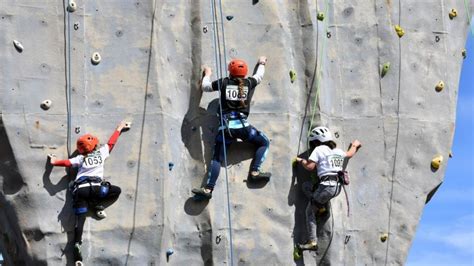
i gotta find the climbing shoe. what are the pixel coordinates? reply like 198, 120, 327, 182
299, 241, 318, 250
73, 242, 83, 262
192, 187, 213, 199
248, 171, 271, 182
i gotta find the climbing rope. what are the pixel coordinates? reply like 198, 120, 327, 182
124, 1, 157, 265
464, 0, 474, 35
63, 0, 73, 156
384, 1, 403, 265
209, 0, 234, 265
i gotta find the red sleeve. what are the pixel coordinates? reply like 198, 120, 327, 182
52, 159, 72, 167
107, 130, 121, 152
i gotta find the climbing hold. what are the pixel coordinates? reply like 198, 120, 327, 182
462, 49, 467, 59
435, 81, 444, 92
203, 25, 208, 33
91, 52, 101, 65
394, 25, 405, 38
75, 127, 81, 134
289, 70, 297, 83
40, 100, 52, 110
326, 31, 332, 38
73, 22, 79, 30
449, 8, 457, 19
226, 16, 234, 21
124, 122, 132, 129
449, 152, 453, 158
168, 162, 174, 171
216, 235, 222, 244
431, 155, 443, 170
380, 233, 388, 242
13, 40, 24, 53
67, 1, 77, 12
381, 62, 390, 78
344, 235, 351, 244
435, 36, 440, 42
166, 248, 174, 258
317, 12, 325, 21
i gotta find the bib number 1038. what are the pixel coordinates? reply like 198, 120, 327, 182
225, 85, 248, 101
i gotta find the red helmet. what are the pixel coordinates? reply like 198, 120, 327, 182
228, 59, 248, 78
76, 134, 99, 154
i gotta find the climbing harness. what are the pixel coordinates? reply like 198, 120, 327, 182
209, 0, 235, 264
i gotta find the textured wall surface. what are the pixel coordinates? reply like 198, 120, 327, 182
0, 0, 471, 265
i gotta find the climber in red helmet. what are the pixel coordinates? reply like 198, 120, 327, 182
48, 120, 130, 263
192, 56, 271, 199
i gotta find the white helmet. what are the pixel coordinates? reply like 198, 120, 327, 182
309, 126, 333, 142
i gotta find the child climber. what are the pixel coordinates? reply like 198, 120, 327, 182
294, 126, 361, 250
48, 120, 130, 262
192, 56, 271, 199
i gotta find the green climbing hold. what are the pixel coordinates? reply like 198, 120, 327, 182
289, 70, 297, 83
381, 62, 390, 78
317, 12, 325, 21
293, 245, 302, 260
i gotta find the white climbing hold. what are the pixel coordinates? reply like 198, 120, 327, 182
91, 52, 101, 65
13, 40, 24, 52
124, 121, 132, 129
68, 1, 77, 12
40, 100, 52, 110
449, 8, 457, 19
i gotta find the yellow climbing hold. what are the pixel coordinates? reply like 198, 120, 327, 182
435, 81, 444, 92
462, 49, 467, 59
289, 70, 297, 83
380, 233, 388, 242
394, 25, 404, 38
431, 155, 443, 170
449, 8, 457, 19
317, 12, 325, 21
381, 62, 390, 78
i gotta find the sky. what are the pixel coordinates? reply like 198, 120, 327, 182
407, 31, 474, 265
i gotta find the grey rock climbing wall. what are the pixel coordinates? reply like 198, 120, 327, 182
0, 0, 471, 265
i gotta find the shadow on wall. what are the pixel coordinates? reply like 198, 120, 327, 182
42, 159, 76, 265
289, 149, 331, 265
0, 116, 25, 195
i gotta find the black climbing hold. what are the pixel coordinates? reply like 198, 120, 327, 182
168, 162, 174, 171
202, 25, 208, 33
435, 36, 440, 42
252, 0, 259, 5
226, 16, 234, 21
74, 22, 79, 30
327, 31, 331, 38
216, 235, 222, 244
75, 127, 81, 134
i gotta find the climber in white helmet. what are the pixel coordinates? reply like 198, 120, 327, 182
294, 126, 361, 250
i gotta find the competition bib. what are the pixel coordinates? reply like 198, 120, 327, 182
225, 85, 248, 101
82, 153, 103, 168
327, 154, 344, 169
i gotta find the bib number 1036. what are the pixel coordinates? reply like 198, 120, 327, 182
328, 155, 344, 168
225, 85, 248, 101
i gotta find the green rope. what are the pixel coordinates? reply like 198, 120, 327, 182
307, 0, 331, 150
464, 0, 474, 35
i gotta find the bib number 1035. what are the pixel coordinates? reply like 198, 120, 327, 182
225, 85, 248, 101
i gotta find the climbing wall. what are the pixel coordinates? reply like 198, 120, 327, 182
0, 0, 471, 265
